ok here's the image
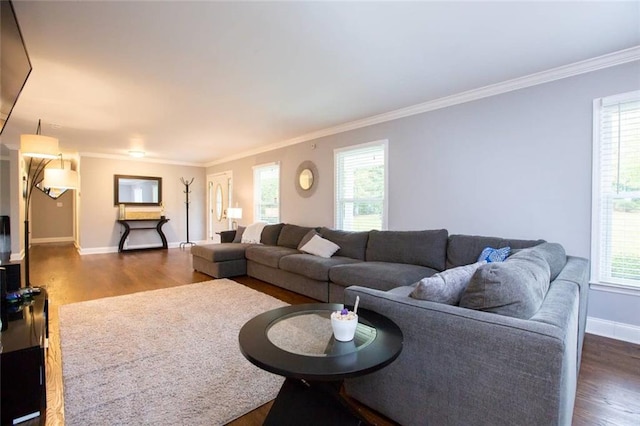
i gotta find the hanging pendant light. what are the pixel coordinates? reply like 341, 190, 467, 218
43, 168, 78, 189
20, 120, 59, 158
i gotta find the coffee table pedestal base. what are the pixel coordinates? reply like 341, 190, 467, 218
265, 378, 370, 426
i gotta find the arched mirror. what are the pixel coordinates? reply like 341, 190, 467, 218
295, 161, 318, 198
215, 184, 223, 221
299, 168, 314, 190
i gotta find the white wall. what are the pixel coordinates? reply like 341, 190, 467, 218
207, 62, 640, 329
79, 156, 206, 252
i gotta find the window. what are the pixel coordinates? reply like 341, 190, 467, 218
335, 141, 388, 231
592, 91, 640, 290
253, 162, 280, 223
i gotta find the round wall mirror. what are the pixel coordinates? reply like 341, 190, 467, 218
215, 184, 223, 221
295, 161, 318, 198
299, 168, 314, 190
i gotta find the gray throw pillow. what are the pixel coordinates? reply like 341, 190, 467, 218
512, 242, 566, 281
232, 226, 245, 243
459, 250, 551, 319
410, 262, 486, 305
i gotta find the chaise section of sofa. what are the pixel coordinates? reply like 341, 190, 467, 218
191, 243, 252, 278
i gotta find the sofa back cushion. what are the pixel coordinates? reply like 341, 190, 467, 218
319, 227, 369, 260
446, 234, 545, 269
459, 249, 551, 319
260, 223, 284, 246
366, 229, 448, 271
277, 224, 316, 249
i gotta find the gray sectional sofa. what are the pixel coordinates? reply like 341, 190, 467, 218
191, 223, 589, 425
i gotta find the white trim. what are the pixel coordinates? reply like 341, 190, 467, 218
207, 46, 640, 167
31, 236, 75, 244
78, 241, 208, 255
586, 316, 640, 345
80, 152, 204, 168
590, 282, 640, 297
251, 161, 279, 170
601, 89, 640, 106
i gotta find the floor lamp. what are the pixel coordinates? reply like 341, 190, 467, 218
20, 120, 78, 288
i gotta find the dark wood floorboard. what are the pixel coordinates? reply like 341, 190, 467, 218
24, 243, 640, 425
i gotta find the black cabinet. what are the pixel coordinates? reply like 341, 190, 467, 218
1, 290, 48, 425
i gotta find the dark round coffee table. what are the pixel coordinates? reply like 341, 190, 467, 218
239, 303, 403, 425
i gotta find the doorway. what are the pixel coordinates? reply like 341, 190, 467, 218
207, 171, 233, 243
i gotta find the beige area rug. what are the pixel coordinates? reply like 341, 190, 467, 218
59, 279, 288, 425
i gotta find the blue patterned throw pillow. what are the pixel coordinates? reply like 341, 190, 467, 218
478, 246, 511, 263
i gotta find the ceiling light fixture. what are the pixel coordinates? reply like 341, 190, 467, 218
129, 150, 145, 158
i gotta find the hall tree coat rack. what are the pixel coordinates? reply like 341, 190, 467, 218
180, 177, 196, 248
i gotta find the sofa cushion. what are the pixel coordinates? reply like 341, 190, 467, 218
459, 250, 551, 319
447, 234, 545, 269
277, 224, 316, 249
411, 261, 486, 305
245, 245, 300, 268
299, 235, 340, 258
513, 242, 567, 281
261, 223, 284, 246
280, 254, 362, 281
366, 229, 448, 271
191, 243, 252, 263
318, 227, 369, 260
232, 226, 245, 243
330, 262, 438, 292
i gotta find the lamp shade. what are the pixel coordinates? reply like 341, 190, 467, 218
227, 207, 243, 219
20, 134, 60, 159
43, 168, 78, 189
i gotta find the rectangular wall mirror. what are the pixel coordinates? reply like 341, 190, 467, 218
114, 175, 162, 206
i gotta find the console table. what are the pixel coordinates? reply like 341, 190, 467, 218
1, 289, 48, 425
117, 218, 169, 252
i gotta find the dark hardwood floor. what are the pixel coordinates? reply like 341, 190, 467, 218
25, 243, 640, 425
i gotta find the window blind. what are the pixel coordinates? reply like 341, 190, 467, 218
594, 92, 640, 287
253, 163, 280, 224
335, 142, 387, 231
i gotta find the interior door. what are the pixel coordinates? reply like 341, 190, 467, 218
207, 172, 232, 243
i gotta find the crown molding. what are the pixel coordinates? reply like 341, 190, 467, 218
207, 45, 640, 167
80, 151, 205, 168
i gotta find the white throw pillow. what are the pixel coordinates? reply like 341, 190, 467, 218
410, 261, 486, 305
241, 222, 267, 244
299, 235, 340, 258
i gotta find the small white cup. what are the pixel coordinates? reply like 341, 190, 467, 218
331, 314, 358, 342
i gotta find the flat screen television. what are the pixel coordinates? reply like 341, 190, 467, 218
0, 0, 32, 135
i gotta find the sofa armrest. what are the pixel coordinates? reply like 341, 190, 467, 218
218, 230, 236, 243
344, 278, 581, 425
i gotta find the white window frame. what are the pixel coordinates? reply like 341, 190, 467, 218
253, 162, 280, 224
334, 140, 389, 231
591, 90, 640, 295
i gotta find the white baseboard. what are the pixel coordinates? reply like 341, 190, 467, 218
78, 246, 119, 255
32, 236, 75, 244
586, 316, 640, 345
78, 241, 208, 255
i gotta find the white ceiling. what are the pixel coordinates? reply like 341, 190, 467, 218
2, 1, 639, 166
